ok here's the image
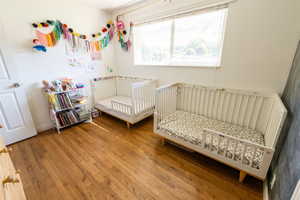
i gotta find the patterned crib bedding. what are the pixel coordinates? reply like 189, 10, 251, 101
158, 111, 265, 169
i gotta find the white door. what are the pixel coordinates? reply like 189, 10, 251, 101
0, 25, 37, 145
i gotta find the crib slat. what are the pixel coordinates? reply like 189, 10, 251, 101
229, 93, 237, 124
234, 95, 243, 125
221, 92, 227, 121
202, 131, 207, 149
241, 95, 250, 126
219, 91, 225, 120
238, 95, 245, 125
190, 87, 194, 113
210, 90, 215, 118
216, 135, 222, 154
194, 88, 199, 115
225, 138, 230, 158
198, 88, 203, 115
247, 96, 257, 128
232, 140, 238, 160
214, 90, 220, 120
249, 146, 257, 168
225, 93, 231, 123
206, 89, 211, 117
209, 90, 215, 118
253, 97, 264, 130
192, 87, 197, 114
241, 143, 247, 165
210, 134, 214, 151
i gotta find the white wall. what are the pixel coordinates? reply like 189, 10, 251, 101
0, 0, 115, 131
113, 0, 300, 94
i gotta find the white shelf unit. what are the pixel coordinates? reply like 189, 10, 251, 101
45, 88, 92, 134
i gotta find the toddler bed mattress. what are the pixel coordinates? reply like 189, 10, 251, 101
158, 111, 265, 169
95, 96, 132, 115
97, 96, 132, 109
95, 96, 154, 115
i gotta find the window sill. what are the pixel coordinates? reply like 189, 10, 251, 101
134, 64, 221, 69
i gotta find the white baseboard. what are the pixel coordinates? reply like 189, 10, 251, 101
263, 180, 269, 200
36, 122, 54, 133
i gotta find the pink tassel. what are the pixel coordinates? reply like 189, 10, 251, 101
36, 30, 48, 46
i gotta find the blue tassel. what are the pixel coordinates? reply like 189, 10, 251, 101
33, 45, 47, 52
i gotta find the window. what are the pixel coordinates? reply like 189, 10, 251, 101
133, 8, 228, 67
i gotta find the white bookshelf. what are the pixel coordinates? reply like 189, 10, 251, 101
45, 87, 92, 134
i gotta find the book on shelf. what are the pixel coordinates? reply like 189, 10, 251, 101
48, 93, 73, 111
56, 110, 81, 127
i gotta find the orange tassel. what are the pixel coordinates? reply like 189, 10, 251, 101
95, 41, 100, 51
50, 32, 56, 46
46, 34, 53, 47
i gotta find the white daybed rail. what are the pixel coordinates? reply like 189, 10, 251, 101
154, 83, 287, 182
93, 76, 156, 127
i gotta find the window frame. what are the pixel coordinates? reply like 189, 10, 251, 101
132, 8, 228, 68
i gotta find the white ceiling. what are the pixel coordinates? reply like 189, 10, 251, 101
78, 0, 146, 11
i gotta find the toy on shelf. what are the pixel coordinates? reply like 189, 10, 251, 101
42, 80, 55, 92
52, 80, 63, 92
61, 78, 76, 91
42, 78, 86, 93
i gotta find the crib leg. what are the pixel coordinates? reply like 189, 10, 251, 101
239, 171, 247, 183
126, 122, 131, 129
160, 137, 165, 145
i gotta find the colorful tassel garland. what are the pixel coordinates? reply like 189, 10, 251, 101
31, 19, 123, 55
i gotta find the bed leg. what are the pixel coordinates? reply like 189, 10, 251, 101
126, 122, 131, 129
239, 171, 247, 183
160, 137, 165, 145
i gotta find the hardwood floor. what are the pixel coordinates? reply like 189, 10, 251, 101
9, 114, 262, 200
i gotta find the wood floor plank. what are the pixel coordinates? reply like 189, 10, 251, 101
9, 114, 262, 200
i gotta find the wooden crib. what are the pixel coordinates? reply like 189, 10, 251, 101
154, 83, 287, 182
93, 76, 157, 128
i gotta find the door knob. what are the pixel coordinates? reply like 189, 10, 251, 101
12, 83, 21, 88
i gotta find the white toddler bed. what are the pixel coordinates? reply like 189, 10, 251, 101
93, 76, 157, 128
154, 83, 287, 182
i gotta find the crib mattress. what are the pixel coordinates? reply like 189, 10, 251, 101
158, 111, 265, 169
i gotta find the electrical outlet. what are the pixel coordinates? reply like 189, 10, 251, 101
270, 174, 276, 189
